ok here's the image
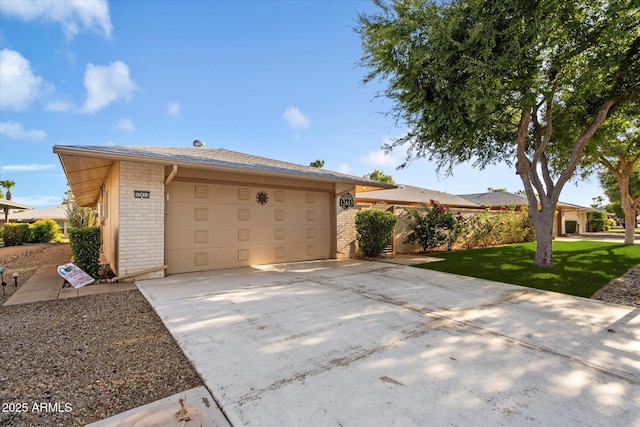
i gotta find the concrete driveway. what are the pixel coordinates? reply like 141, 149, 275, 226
137, 260, 640, 427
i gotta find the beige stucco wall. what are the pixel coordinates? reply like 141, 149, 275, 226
117, 161, 165, 279
559, 209, 588, 235
100, 162, 120, 274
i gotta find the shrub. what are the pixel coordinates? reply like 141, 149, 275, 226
63, 191, 97, 228
30, 218, 61, 243
405, 201, 463, 252
355, 209, 397, 257
1, 223, 31, 246
69, 227, 101, 278
587, 211, 606, 232
458, 207, 534, 249
565, 220, 578, 234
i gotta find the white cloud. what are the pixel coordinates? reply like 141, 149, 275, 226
337, 163, 351, 174
14, 195, 62, 208
166, 102, 181, 116
44, 100, 73, 112
1, 164, 56, 172
116, 118, 135, 132
360, 133, 418, 169
282, 106, 311, 130
0, 0, 113, 39
360, 149, 402, 168
0, 121, 46, 141
0, 49, 50, 111
81, 61, 138, 113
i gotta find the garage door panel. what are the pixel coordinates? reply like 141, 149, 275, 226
166, 182, 332, 274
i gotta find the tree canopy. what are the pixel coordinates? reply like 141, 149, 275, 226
358, 0, 640, 266
364, 169, 395, 183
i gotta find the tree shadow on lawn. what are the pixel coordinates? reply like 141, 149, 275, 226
414, 241, 640, 298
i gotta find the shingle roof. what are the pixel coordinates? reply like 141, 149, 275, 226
357, 184, 480, 207
55, 145, 396, 188
9, 206, 66, 221
459, 192, 529, 207
460, 192, 591, 210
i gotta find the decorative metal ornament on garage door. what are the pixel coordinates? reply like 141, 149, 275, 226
339, 192, 354, 210
256, 191, 269, 205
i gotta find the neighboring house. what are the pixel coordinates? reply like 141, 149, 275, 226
356, 184, 482, 253
459, 192, 593, 236
0, 198, 32, 227
8, 206, 70, 236
356, 186, 593, 254
53, 145, 395, 279
357, 184, 480, 209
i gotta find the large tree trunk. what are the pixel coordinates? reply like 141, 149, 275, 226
623, 206, 636, 245
529, 203, 556, 268
617, 169, 637, 246
601, 156, 639, 246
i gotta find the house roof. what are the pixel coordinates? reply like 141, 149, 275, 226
459, 192, 529, 207
9, 206, 67, 222
460, 192, 594, 211
53, 145, 396, 207
357, 184, 480, 208
0, 198, 32, 211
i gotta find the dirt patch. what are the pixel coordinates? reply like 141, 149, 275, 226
0, 243, 204, 426
591, 266, 640, 308
0, 243, 71, 304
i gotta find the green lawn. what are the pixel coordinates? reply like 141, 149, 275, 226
414, 241, 640, 298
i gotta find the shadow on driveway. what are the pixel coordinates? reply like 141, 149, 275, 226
137, 259, 640, 427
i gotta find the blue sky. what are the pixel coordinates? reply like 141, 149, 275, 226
0, 0, 605, 209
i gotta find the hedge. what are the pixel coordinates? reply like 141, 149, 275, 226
355, 209, 397, 257
1, 223, 31, 246
69, 227, 101, 278
565, 220, 578, 234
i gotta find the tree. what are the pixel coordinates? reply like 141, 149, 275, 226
586, 103, 640, 244
358, 0, 639, 267
0, 179, 15, 200
364, 169, 395, 183
63, 189, 96, 228
309, 159, 325, 168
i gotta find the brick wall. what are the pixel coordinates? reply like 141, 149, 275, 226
118, 161, 165, 279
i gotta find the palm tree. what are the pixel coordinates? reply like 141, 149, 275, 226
0, 180, 15, 200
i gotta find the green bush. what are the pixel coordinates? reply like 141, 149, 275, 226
1, 223, 31, 246
588, 211, 607, 232
355, 209, 397, 257
405, 201, 463, 252
69, 227, 101, 278
565, 220, 578, 234
30, 218, 61, 243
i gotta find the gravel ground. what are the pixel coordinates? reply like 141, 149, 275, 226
592, 265, 640, 308
0, 244, 204, 426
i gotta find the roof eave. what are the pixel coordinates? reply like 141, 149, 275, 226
53, 145, 396, 197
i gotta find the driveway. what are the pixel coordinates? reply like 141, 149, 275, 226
137, 260, 640, 426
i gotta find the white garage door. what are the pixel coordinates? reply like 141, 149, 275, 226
166, 181, 331, 274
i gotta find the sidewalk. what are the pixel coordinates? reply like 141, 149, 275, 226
2, 264, 136, 306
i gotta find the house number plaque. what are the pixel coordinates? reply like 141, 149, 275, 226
134, 190, 150, 199
339, 193, 354, 210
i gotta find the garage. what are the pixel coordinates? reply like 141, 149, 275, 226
166, 180, 331, 273
53, 144, 395, 279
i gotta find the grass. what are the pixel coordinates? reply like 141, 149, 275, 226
414, 241, 640, 298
